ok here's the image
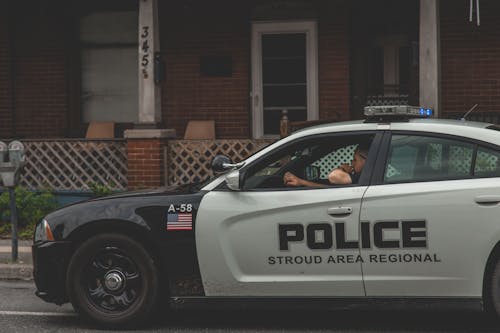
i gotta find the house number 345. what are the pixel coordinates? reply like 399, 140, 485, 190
141, 26, 150, 78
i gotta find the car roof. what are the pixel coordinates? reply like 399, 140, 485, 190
201, 118, 500, 191
291, 118, 499, 144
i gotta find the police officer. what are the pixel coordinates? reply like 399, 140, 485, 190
283, 143, 369, 187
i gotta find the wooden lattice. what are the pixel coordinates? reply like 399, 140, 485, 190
19, 140, 127, 191
166, 139, 275, 185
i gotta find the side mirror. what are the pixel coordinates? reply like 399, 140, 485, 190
225, 170, 240, 191
211, 155, 232, 173
211, 154, 245, 173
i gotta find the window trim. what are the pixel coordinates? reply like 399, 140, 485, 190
251, 21, 319, 139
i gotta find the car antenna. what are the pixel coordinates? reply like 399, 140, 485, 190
461, 104, 478, 121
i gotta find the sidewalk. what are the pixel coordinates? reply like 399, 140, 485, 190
0, 239, 33, 280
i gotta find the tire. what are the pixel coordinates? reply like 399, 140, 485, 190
488, 256, 500, 318
66, 233, 159, 328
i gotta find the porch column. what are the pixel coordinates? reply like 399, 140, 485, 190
419, 0, 441, 116
138, 0, 161, 127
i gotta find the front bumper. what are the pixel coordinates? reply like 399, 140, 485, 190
32, 241, 72, 305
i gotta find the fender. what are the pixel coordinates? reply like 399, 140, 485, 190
42, 185, 209, 297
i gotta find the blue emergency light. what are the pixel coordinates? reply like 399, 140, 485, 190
364, 105, 434, 120
419, 108, 433, 117
364, 105, 434, 122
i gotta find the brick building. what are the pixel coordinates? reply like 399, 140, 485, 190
0, 0, 499, 189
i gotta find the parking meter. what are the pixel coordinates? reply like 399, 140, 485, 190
0, 140, 26, 187
0, 140, 26, 262
8, 141, 25, 167
0, 141, 7, 163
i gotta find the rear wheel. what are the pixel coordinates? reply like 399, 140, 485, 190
66, 233, 159, 327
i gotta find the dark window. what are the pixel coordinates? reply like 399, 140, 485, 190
398, 46, 410, 95
243, 135, 374, 190
262, 33, 307, 135
385, 135, 474, 183
200, 56, 232, 77
474, 146, 500, 178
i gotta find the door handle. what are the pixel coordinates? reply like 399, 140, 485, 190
475, 195, 500, 205
327, 207, 353, 216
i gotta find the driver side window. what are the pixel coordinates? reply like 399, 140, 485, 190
242, 134, 374, 190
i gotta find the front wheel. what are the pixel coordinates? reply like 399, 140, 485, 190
66, 233, 159, 328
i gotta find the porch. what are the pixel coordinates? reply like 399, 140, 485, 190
2, 0, 500, 196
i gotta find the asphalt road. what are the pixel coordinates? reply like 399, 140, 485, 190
1, 281, 500, 332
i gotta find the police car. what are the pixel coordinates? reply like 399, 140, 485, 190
33, 106, 500, 327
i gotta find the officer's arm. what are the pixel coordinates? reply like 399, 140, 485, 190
283, 172, 325, 188
328, 168, 353, 185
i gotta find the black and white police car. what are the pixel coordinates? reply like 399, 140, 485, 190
33, 106, 500, 327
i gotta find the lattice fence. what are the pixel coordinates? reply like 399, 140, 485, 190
166, 139, 275, 185
365, 95, 409, 106
312, 145, 356, 179
17, 140, 128, 191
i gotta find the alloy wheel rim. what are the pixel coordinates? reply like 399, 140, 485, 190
82, 247, 142, 313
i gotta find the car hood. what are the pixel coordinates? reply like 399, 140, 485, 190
91, 183, 200, 201
41, 183, 206, 241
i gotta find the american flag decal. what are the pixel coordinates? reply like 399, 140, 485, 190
166, 212, 193, 231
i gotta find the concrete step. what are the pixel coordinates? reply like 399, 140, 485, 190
0, 263, 32, 281
0, 240, 33, 280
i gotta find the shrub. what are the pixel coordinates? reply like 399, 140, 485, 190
88, 182, 117, 198
0, 187, 58, 237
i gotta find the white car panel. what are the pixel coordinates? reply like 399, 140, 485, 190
361, 178, 500, 297
198, 117, 500, 300
196, 187, 367, 296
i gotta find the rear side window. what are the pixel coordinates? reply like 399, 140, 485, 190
475, 147, 500, 178
385, 135, 474, 183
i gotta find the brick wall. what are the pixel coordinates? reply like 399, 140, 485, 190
127, 139, 165, 189
1, 0, 352, 140
161, 2, 251, 139
160, 1, 351, 138
0, 3, 13, 138
441, 0, 500, 116
318, 1, 350, 121
0, 1, 69, 139
12, 1, 69, 138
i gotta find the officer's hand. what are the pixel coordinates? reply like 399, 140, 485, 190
283, 172, 302, 187
339, 163, 353, 173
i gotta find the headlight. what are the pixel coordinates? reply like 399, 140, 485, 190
34, 219, 55, 242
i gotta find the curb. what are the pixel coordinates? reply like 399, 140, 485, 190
0, 264, 33, 281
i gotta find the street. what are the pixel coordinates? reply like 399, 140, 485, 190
0, 281, 499, 333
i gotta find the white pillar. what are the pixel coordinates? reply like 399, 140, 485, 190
138, 0, 161, 126
419, 0, 441, 116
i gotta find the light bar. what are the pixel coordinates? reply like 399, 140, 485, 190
364, 105, 433, 118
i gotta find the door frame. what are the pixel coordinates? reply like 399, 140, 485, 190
251, 21, 319, 139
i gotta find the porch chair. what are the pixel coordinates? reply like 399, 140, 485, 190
184, 120, 216, 140
85, 122, 115, 139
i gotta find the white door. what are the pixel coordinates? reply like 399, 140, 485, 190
361, 133, 500, 297
196, 133, 378, 296
251, 21, 319, 138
